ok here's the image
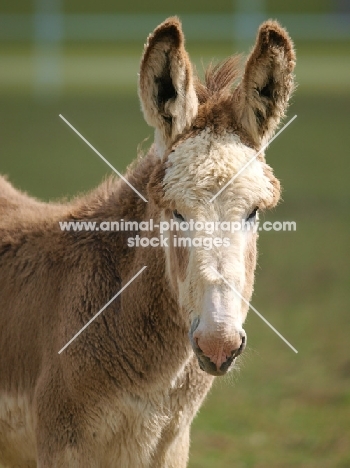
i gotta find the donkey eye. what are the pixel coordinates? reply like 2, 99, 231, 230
246, 207, 258, 221
173, 210, 185, 222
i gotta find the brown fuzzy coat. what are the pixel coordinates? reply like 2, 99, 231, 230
0, 158, 213, 467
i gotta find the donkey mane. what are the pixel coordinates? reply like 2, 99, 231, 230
195, 56, 242, 104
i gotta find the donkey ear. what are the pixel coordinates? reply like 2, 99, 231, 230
235, 21, 296, 146
139, 17, 198, 153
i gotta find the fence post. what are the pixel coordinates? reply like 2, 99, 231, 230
233, 0, 266, 52
34, 0, 63, 96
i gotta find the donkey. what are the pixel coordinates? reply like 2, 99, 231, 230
0, 17, 295, 468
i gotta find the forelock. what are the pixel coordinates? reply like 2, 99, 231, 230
162, 130, 280, 210
195, 56, 242, 104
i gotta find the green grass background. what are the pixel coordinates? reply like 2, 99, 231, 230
1, 2, 350, 467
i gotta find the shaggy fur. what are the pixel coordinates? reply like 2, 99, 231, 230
0, 16, 295, 468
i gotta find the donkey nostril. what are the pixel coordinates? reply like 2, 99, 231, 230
227, 334, 246, 359
194, 336, 201, 352
232, 333, 246, 358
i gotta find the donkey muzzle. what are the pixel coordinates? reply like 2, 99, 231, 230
189, 318, 246, 376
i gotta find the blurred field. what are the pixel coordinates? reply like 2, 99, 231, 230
1, 5, 350, 468
0, 0, 334, 14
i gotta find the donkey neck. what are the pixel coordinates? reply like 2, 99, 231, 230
73, 149, 193, 392
115, 212, 192, 393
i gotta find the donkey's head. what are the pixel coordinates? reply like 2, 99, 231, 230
140, 18, 295, 376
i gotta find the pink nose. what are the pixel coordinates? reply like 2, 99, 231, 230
195, 332, 246, 370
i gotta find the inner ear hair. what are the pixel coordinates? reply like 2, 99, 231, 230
139, 17, 185, 124
138, 17, 198, 151
155, 50, 177, 121
236, 20, 296, 146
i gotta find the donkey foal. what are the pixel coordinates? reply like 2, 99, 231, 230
0, 16, 295, 468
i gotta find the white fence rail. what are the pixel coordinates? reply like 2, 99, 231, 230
1, 13, 350, 42
1, 12, 349, 95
